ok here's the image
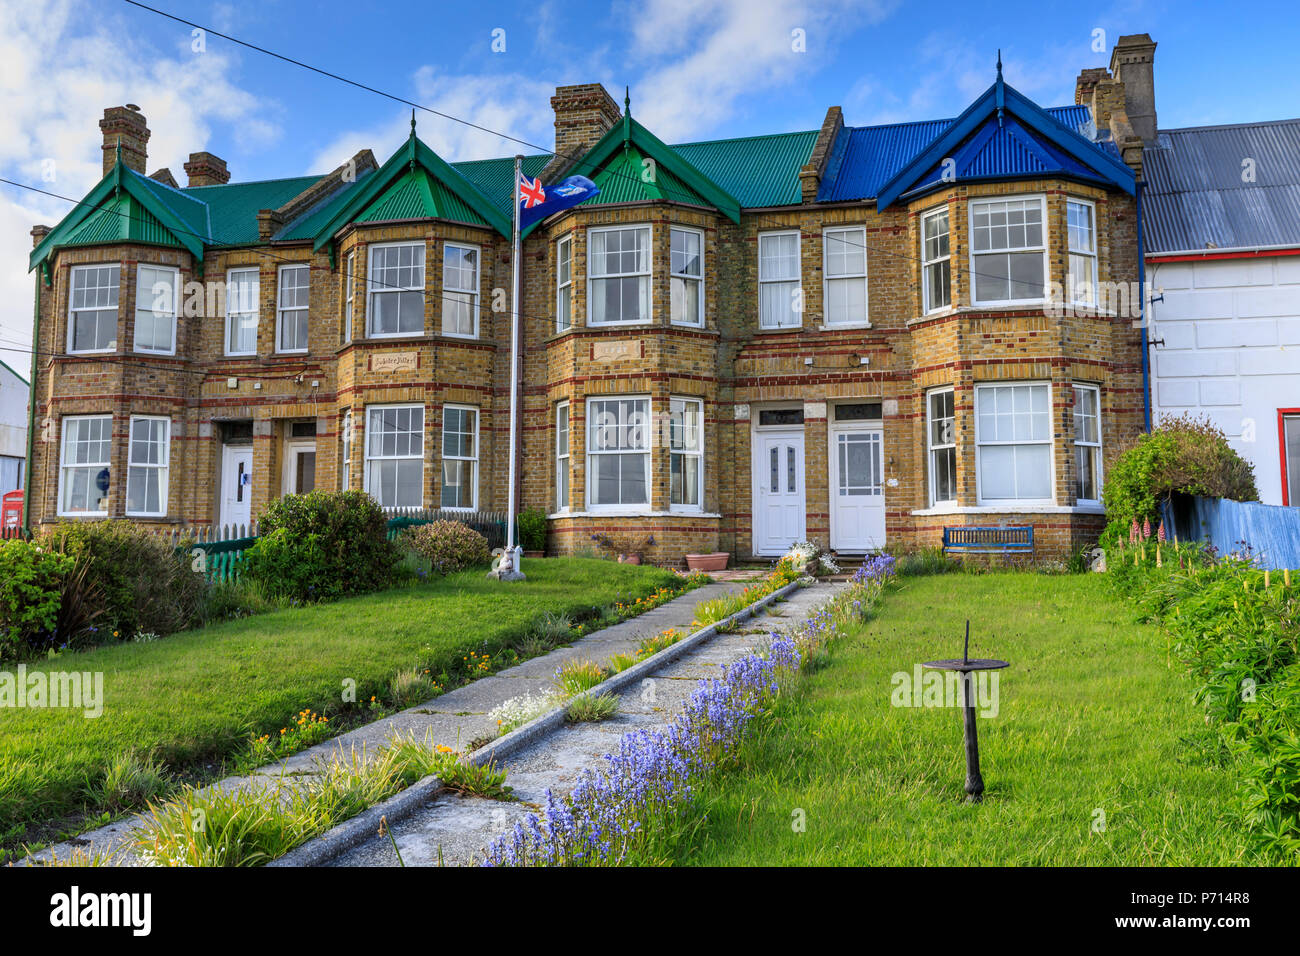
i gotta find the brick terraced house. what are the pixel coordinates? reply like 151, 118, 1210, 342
23, 47, 1154, 565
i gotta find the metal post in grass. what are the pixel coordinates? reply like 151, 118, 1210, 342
923, 621, 1008, 803
490, 154, 525, 582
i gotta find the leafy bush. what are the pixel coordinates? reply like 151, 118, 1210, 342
517, 507, 548, 552
0, 540, 74, 658
403, 520, 491, 576
1103, 415, 1258, 543
243, 491, 400, 601
38, 521, 206, 643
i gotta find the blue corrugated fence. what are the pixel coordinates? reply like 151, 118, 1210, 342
1160, 495, 1300, 570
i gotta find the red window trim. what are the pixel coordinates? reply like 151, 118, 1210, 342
1146, 248, 1300, 264
1280, 408, 1300, 506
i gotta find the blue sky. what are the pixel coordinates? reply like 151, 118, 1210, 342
1, 0, 1298, 354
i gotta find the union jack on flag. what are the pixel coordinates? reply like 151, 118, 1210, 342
519, 174, 546, 208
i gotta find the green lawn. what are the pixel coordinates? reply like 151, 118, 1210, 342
0, 558, 677, 844
673, 573, 1251, 866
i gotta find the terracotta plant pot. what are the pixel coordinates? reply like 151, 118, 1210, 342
685, 551, 729, 572
618, 553, 643, 565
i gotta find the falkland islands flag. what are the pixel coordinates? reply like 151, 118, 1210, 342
518, 173, 599, 230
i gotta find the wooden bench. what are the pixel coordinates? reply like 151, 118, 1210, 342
942, 525, 1034, 555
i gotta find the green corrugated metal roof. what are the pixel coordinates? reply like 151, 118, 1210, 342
275, 170, 375, 241
181, 175, 322, 245
450, 154, 551, 215
132, 170, 213, 242
671, 130, 818, 207
60, 190, 185, 250
354, 165, 488, 225
587, 144, 711, 207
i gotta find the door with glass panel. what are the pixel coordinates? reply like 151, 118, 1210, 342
830, 425, 885, 553
754, 431, 805, 555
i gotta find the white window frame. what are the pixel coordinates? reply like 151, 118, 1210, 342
367, 241, 426, 338
969, 195, 1048, 307
587, 224, 652, 327
921, 207, 951, 314
364, 403, 425, 509
1073, 383, 1103, 504
133, 263, 178, 356
276, 263, 310, 354
821, 226, 868, 328
556, 400, 570, 511
556, 234, 573, 333
1067, 198, 1099, 309
344, 251, 355, 344
669, 396, 704, 512
758, 230, 802, 330
440, 404, 478, 511
926, 387, 957, 507
341, 409, 353, 490
442, 242, 480, 339
58, 414, 112, 517
586, 395, 651, 511
974, 382, 1055, 507
669, 226, 705, 328
67, 263, 120, 355
125, 414, 170, 517
224, 267, 260, 356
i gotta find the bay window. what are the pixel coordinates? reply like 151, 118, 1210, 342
556, 401, 570, 510
970, 197, 1046, 305
126, 415, 169, 517
225, 267, 259, 355
587, 397, 649, 508
134, 264, 177, 354
1067, 199, 1098, 308
368, 242, 425, 336
1073, 384, 1102, 503
442, 243, 479, 338
927, 388, 956, 506
921, 208, 951, 313
669, 397, 703, 510
975, 383, 1053, 505
276, 264, 310, 353
440, 405, 478, 509
758, 231, 800, 329
365, 404, 424, 508
556, 235, 572, 332
822, 226, 867, 327
589, 225, 650, 325
59, 414, 112, 515
69, 264, 119, 353
670, 227, 704, 327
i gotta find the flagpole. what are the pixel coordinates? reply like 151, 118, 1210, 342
499, 155, 525, 581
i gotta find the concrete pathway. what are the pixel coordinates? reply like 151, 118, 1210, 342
26, 578, 751, 865
324, 581, 841, 867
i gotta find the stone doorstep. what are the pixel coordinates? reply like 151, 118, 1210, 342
23, 577, 754, 866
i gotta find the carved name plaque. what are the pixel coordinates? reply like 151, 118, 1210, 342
370, 352, 419, 373
591, 340, 642, 363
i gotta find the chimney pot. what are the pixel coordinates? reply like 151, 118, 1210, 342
1109, 34, 1158, 144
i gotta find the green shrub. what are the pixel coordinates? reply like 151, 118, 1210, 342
565, 692, 619, 723
518, 507, 548, 552
403, 520, 491, 575
243, 491, 399, 601
0, 540, 74, 658
1102, 414, 1258, 543
39, 521, 206, 642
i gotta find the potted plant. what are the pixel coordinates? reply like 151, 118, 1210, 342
590, 532, 654, 565
685, 551, 730, 572
517, 507, 548, 558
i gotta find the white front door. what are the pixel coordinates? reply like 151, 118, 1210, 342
282, 440, 317, 496
220, 445, 253, 531
830, 427, 886, 552
754, 431, 805, 555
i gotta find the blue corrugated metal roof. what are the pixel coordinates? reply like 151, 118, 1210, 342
819, 104, 1094, 202
1143, 119, 1300, 253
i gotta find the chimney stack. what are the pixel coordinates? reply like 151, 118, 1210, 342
1109, 34, 1158, 144
545, 84, 622, 179
99, 105, 149, 177
184, 151, 230, 187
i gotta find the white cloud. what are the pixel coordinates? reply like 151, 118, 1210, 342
0, 0, 280, 353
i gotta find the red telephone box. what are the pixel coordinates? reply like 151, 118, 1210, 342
2, 490, 23, 535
